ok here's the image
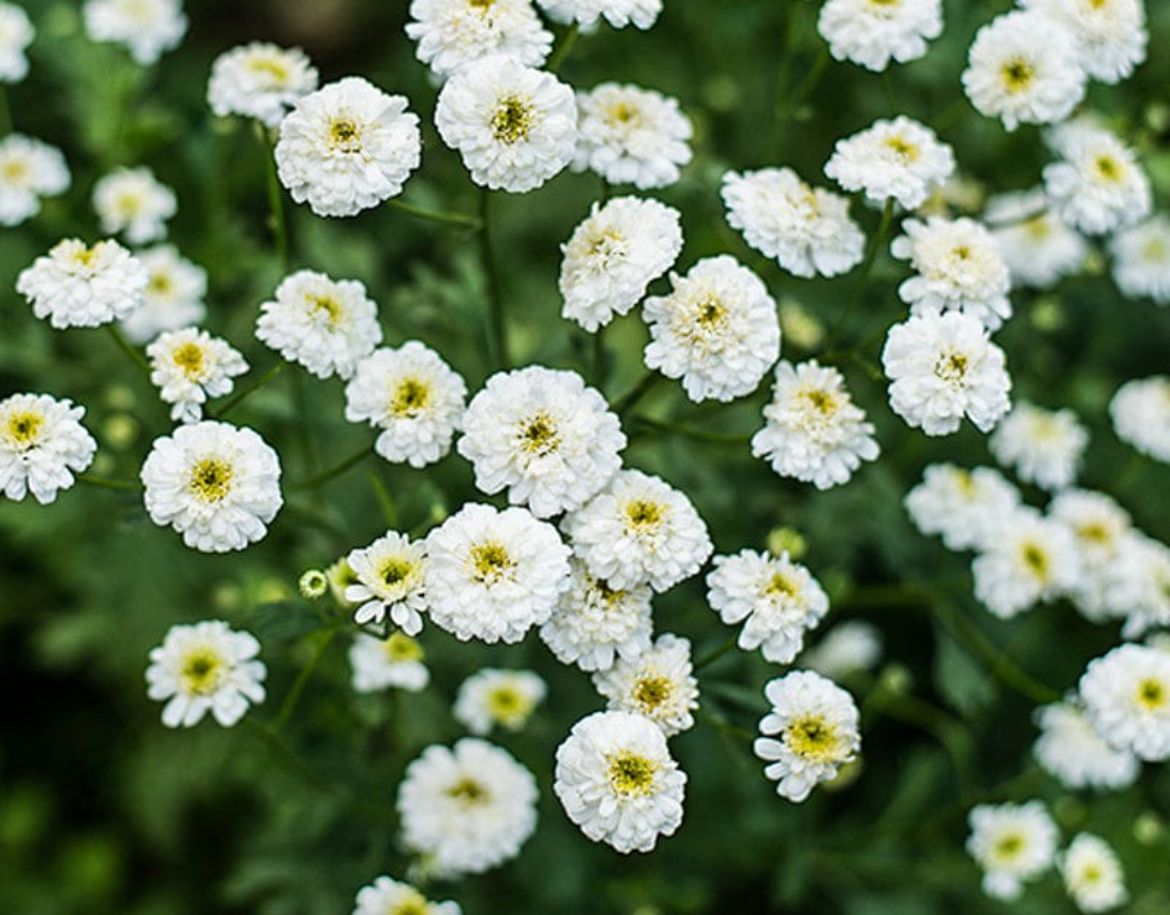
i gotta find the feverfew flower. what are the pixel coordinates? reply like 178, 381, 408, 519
905, 464, 1021, 551
0, 134, 70, 226
554, 710, 686, 854
972, 507, 1080, 618
984, 188, 1087, 288
351, 876, 460, 915
458, 366, 625, 519
1116, 535, 1170, 638
721, 168, 865, 279
1049, 489, 1133, 621
84, 0, 187, 65
120, 245, 207, 344
990, 401, 1088, 490
1110, 216, 1170, 304
559, 196, 683, 332
140, 420, 283, 553
594, 634, 698, 736
1079, 642, 1170, 761
0, 2, 33, 82
824, 116, 955, 210
344, 343, 467, 469
536, 0, 662, 30
563, 469, 713, 592
398, 739, 538, 877
966, 801, 1059, 900
817, 0, 943, 71
256, 270, 382, 380
17, 238, 147, 329
207, 43, 319, 128
276, 77, 421, 218
0, 394, 97, 504
643, 255, 780, 403
348, 632, 430, 693
405, 0, 552, 79
424, 503, 571, 643
1033, 699, 1139, 791
573, 83, 692, 189
454, 669, 546, 735
751, 360, 879, 489
882, 310, 1012, 436
145, 620, 265, 728
1043, 123, 1151, 236
345, 532, 428, 631
92, 166, 177, 245
799, 622, 883, 680
1060, 834, 1128, 913
1109, 376, 1170, 462
1022, 0, 1146, 84
435, 54, 576, 193
707, 550, 830, 664
754, 670, 860, 803
147, 327, 248, 424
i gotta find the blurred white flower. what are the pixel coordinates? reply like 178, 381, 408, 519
1043, 121, 1151, 236
594, 633, 698, 736
1049, 489, 1134, 621
817, 0, 943, 72
93, 166, 177, 245
536, 0, 663, 30
351, 876, 460, 915
1109, 376, 1170, 463
984, 188, 1087, 289
1079, 642, 1170, 761
0, 134, 70, 227
966, 800, 1058, 900
348, 632, 430, 694
572, 83, 691, 189
0, 2, 33, 82
799, 622, 883, 680
825, 116, 955, 210
454, 668, 546, 735
1022, 0, 1146, 84
84, 0, 187, 65
345, 531, 429, 631
207, 42, 319, 128
905, 464, 1021, 551
119, 245, 207, 344
1110, 215, 1170, 304
405, 0, 552, 79
1060, 833, 1128, 914
972, 506, 1081, 618
1033, 699, 1139, 791
17, 238, 147, 329
0, 393, 97, 504
990, 401, 1088, 491
147, 327, 248, 424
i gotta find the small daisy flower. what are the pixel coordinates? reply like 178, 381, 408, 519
17, 238, 148, 329
146, 327, 248, 424
799, 622, 883, 680
1049, 489, 1133, 621
84, 0, 187, 65
207, 42, 319, 128
405, 0, 552, 79
817, 0, 943, 72
348, 632, 430, 693
0, 2, 33, 82
454, 669, 547, 736
1060, 833, 1128, 913
536, 0, 662, 30
0, 393, 97, 505
1022, 0, 1146, 85
554, 710, 686, 854
990, 401, 1088, 491
905, 464, 1021, 551
824, 116, 955, 210
1033, 699, 1139, 791
984, 188, 1087, 289
594, 633, 698, 737
145, 620, 266, 728
93, 166, 177, 245
1080, 642, 1170, 761
345, 531, 428, 631
351, 876, 460, 915
1110, 215, 1170, 304
1043, 122, 1151, 236
966, 801, 1059, 900
276, 76, 422, 218
1109, 376, 1170, 463
972, 507, 1081, 618
119, 245, 207, 344
1116, 534, 1170, 639
0, 134, 70, 227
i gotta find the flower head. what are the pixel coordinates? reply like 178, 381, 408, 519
1044, 121, 1151, 236
351, 876, 460, 915
905, 464, 1021, 551
454, 668, 546, 735
1021, 0, 1146, 84
0, 393, 97, 504
208, 42, 319, 127
1109, 376, 1170, 463
1079, 642, 1170, 761
345, 532, 429, 631
966, 801, 1059, 900
825, 116, 955, 209
84, 0, 187, 65
1110, 215, 1170, 305
0, 2, 33, 83
119, 245, 207, 344
147, 327, 248, 424
536, 0, 662, 30
93, 166, 177, 245
406, 0, 552, 79
594, 633, 699, 736
572, 83, 691, 189
990, 401, 1088, 491
984, 188, 1087, 289
1060, 833, 1128, 913
17, 238, 147, 329
817, 0, 943, 72
349, 632, 430, 694
972, 507, 1081, 618
0, 134, 69, 226
1033, 699, 1139, 791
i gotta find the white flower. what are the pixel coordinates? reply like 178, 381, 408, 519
1021, 0, 1146, 85
594, 634, 698, 736
1079, 642, 1170, 761
1116, 534, 1170, 638
398, 738, 538, 877
17, 238, 147, 329
405, 0, 552, 79
454, 669, 546, 735
0, 134, 69, 226
1109, 376, 1170, 462
457, 366, 625, 519
721, 168, 865, 279
882, 310, 1012, 436
966, 801, 1059, 900
824, 116, 955, 210
554, 710, 685, 854
535, 0, 662, 29
348, 632, 430, 693
256, 270, 382, 380
799, 622, 883, 680
276, 76, 421, 218
540, 559, 654, 672
1060, 833, 1128, 913
817, 0, 943, 71
751, 359, 880, 490
146, 327, 248, 424
0, 393, 97, 505
972, 507, 1080, 618
424, 503, 571, 643
119, 245, 207, 344
563, 469, 713, 592
84, 0, 187, 65
140, 420, 283, 553
990, 401, 1088, 490
345, 532, 429, 631
344, 342, 466, 469
707, 550, 830, 664
92, 167, 177, 245
643, 255, 780, 403
435, 54, 576, 193
961, 11, 1086, 132
145, 620, 265, 728
905, 463, 1021, 551
1049, 489, 1134, 621
754, 670, 860, 803
0, 2, 33, 82
572, 83, 691, 189
1043, 122, 1151, 236
984, 188, 1087, 289
559, 196, 683, 332
1110, 215, 1170, 304
207, 42, 319, 128
351, 876, 460, 915
1033, 699, 1139, 791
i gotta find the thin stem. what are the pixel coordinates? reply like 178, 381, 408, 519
258, 124, 288, 270
824, 198, 896, 349
695, 634, 739, 669
479, 188, 509, 367
104, 324, 152, 379
366, 470, 398, 527
547, 23, 580, 73
289, 445, 372, 492
633, 415, 750, 446
211, 362, 285, 419
785, 46, 830, 118
78, 473, 143, 491
613, 371, 661, 416
272, 627, 339, 734
590, 326, 607, 389
0, 84, 11, 135
387, 197, 481, 229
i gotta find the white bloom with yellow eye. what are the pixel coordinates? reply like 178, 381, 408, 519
119, 246, 207, 344
1079, 642, 1170, 761
351, 876, 460, 915
348, 632, 430, 693
1021, 0, 1146, 84
1060, 833, 1128, 913
0, 393, 97, 505
1043, 122, 1151, 236
345, 532, 429, 631
573, 83, 692, 189
405, 0, 552, 79
454, 668, 546, 735
1033, 699, 1139, 791
817, 0, 943, 72
147, 327, 248, 424
17, 238, 147, 329
966, 801, 1058, 900
1109, 376, 1170, 463
84, 0, 187, 65
984, 188, 1087, 289
594, 633, 698, 736
824, 116, 955, 210
1110, 215, 1170, 305
990, 401, 1088, 491
0, 134, 70, 226
972, 507, 1080, 619
92, 167, 177, 245
1049, 489, 1134, 621
905, 464, 1021, 552
208, 43, 319, 128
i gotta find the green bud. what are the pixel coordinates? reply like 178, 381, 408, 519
102, 414, 139, 450
1030, 297, 1065, 332
1134, 812, 1164, 846
767, 526, 807, 561
299, 569, 328, 600
878, 663, 913, 695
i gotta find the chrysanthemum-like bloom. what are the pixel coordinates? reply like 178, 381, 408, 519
966, 801, 1059, 900
721, 168, 865, 279
0, 393, 97, 505
458, 366, 625, 519
989, 401, 1088, 491
0, 2, 33, 82
92, 166, 177, 245
345, 342, 466, 469
1115, 534, 1170, 639
345, 532, 429, 631
563, 469, 713, 592
984, 188, 1087, 289
559, 196, 683, 332
1033, 699, 1139, 791
424, 503, 571, 643
540, 559, 654, 672
593, 634, 698, 736
398, 738, 538, 877
351, 876, 460, 915
905, 463, 1020, 552
572, 83, 691, 190
1043, 122, 1151, 236
754, 670, 860, 803
276, 77, 421, 218
554, 710, 686, 853
1110, 215, 1170, 304
824, 116, 955, 210
1080, 642, 1170, 761
256, 270, 382, 380
882, 310, 1011, 436
17, 238, 148, 329
405, 0, 552, 79
1109, 376, 1170, 462
817, 0, 943, 71
643, 255, 780, 403
435, 54, 576, 193
707, 550, 830, 664
799, 622, 883, 680
84, 0, 187, 64
972, 507, 1080, 618
536, 0, 662, 30
120, 245, 207, 344
146, 327, 248, 424
0, 134, 69, 226
207, 42, 319, 128
140, 420, 283, 553
145, 620, 266, 728
1049, 489, 1134, 621
454, 668, 546, 735
1022, 0, 1146, 85
348, 632, 430, 693
751, 360, 879, 490
1060, 833, 1128, 913
961, 11, 1085, 132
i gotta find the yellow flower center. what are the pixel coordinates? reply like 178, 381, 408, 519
518, 413, 560, 455
188, 458, 234, 503
1142, 237, 1168, 262
248, 55, 290, 82
607, 751, 657, 795
1023, 215, 1052, 241
327, 118, 362, 153
786, 714, 842, 762
766, 572, 800, 598
179, 648, 225, 695
625, 499, 665, 531
632, 675, 674, 711
1, 159, 28, 181
387, 890, 431, 915
378, 556, 416, 588
934, 350, 969, 383
695, 295, 727, 328
390, 378, 430, 418
1000, 58, 1035, 93
1137, 677, 1166, 711
147, 271, 173, 295
172, 341, 206, 378
70, 245, 98, 268
993, 832, 1025, 862
5, 410, 44, 448
801, 387, 839, 415
605, 101, 643, 128
307, 293, 343, 325
1076, 522, 1111, 545
491, 96, 533, 144
446, 777, 490, 805
1020, 542, 1050, 580
1094, 155, 1123, 182
470, 541, 513, 584
384, 631, 424, 663
487, 684, 535, 723
883, 135, 920, 162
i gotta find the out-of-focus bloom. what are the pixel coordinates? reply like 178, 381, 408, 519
966, 801, 1058, 900
351, 876, 460, 915
0, 2, 33, 82
349, 632, 430, 693
0, 134, 69, 226
972, 507, 1080, 618
207, 42, 319, 128
817, 0, 943, 72
120, 245, 207, 344
984, 188, 1087, 288
1110, 215, 1170, 305
84, 0, 187, 65
454, 668, 546, 735
1044, 121, 1151, 236
1059, 833, 1128, 913
798, 622, 883, 680
990, 401, 1088, 491
405, 0, 552, 79
1021, 0, 1146, 85
905, 464, 1020, 552
536, 0, 662, 30
1109, 376, 1170, 463
1033, 699, 1139, 791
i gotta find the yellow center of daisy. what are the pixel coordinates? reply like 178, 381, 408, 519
1021, 542, 1050, 580
386, 888, 430, 915
993, 832, 1025, 862
179, 647, 225, 695
5, 410, 44, 448
934, 350, 969, 383
70, 245, 98, 268
695, 295, 727, 328
787, 714, 842, 762
1136, 677, 1166, 711
491, 96, 533, 144
605, 101, 643, 128
1142, 237, 1168, 262
328, 118, 362, 153
390, 378, 430, 418
307, 293, 343, 325
766, 572, 800, 598
188, 458, 234, 503
468, 0, 495, 8
801, 387, 839, 415
248, 55, 290, 82
378, 555, 415, 588
2, 159, 28, 181
1076, 522, 1111, 545
519, 413, 559, 455
1001, 58, 1035, 93
147, 271, 173, 295
470, 541, 514, 584
172, 341, 205, 378
883, 135, 919, 162
632, 675, 673, 711
487, 684, 535, 723
607, 751, 658, 795
1023, 215, 1052, 241
446, 777, 490, 805
1093, 155, 1123, 182
625, 499, 665, 531
384, 631, 424, 663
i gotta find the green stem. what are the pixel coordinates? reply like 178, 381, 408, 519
479, 188, 509, 368
613, 371, 661, 416
387, 197, 481, 229
272, 627, 339, 734
104, 324, 152, 379
697, 707, 755, 743
0, 84, 11, 135
633, 415, 750, 446
366, 470, 398, 527
785, 46, 830, 118
78, 473, 143, 491
258, 124, 288, 270
211, 362, 285, 419
823, 198, 896, 349
289, 446, 372, 492
695, 634, 739, 669
547, 23, 580, 72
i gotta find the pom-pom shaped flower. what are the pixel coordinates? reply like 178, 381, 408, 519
817, 0, 943, 72
572, 83, 691, 189
454, 668, 547, 735
1079, 643, 1170, 762
84, 0, 187, 65
207, 42, 319, 128
1033, 699, 1139, 791
17, 238, 147, 329
905, 464, 1020, 552
405, 0, 552, 79
984, 189, 1087, 289
348, 632, 430, 694
990, 401, 1088, 491
825, 116, 955, 210
92, 166, 177, 245
1110, 215, 1170, 305
1059, 833, 1128, 914
0, 134, 70, 227
0, 393, 97, 505
966, 801, 1058, 900
972, 507, 1081, 618
120, 245, 207, 344
594, 633, 699, 736
147, 327, 248, 424
345, 531, 429, 631
351, 876, 461, 915
1021, 0, 1146, 85
536, 0, 662, 30
1109, 376, 1170, 463
1043, 121, 1151, 236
